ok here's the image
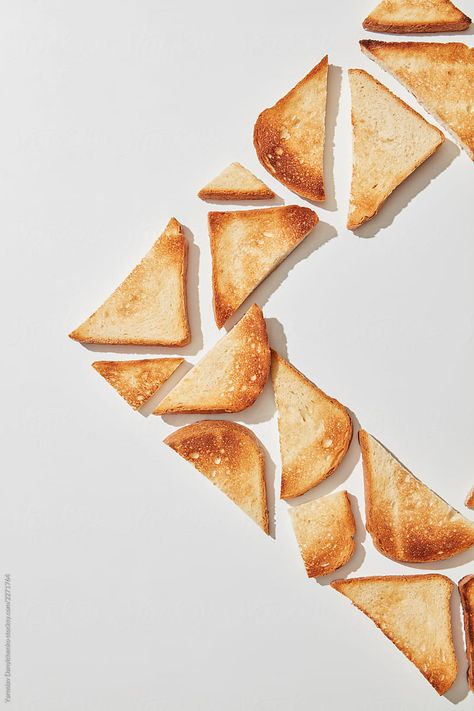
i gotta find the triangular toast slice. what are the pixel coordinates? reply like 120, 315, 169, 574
363, 0, 471, 33
347, 69, 444, 229
154, 304, 270, 414
92, 358, 183, 410
69, 218, 190, 346
271, 351, 352, 499
360, 430, 474, 562
466, 485, 474, 509
254, 55, 328, 201
210, 205, 318, 327
331, 575, 457, 695
165, 420, 269, 533
198, 162, 275, 201
289, 491, 356, 577
459, 575, 474, 692
360, 40, 474, 159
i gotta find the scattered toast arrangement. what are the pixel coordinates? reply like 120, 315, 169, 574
69, 0, 474, 699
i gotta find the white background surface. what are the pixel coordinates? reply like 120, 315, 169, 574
1, 1, 474, 709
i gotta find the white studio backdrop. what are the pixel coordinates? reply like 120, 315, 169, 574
1, 1, 473, 709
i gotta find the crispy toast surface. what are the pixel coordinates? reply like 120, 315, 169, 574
360, 430, 474, 562
198, 162, 274, 201
289, 491, 355, 577
363, 0, 471, 33
210, 205, 318, 328
271, 351, 352, 499
331, 574, 457, 695
154, 304, 270, 414
69, 218, 190, 346
165, 420, 269, 533
254, 56, 328, 201
360, 40, 474, 159
348, 68, 444, 229
466, 486, 474, 509
459, 575, 474, 691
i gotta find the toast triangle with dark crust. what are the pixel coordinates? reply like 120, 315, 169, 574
459, 574, 474, 692
92, 358, 183, 410
165, 420, 269, 533
69, 218, 190, 346
198, 162, 275, 201
271, 351, 352, 499
289, 490, 356, 577
254, 55, 328, 202
360, 430, 474, 562
363, 0, 471, 33
347, 68, 444, 229
153, 304, 270, 415
331, 574, 457, 695
210, 205, 318, 328
360, 40, 474, 159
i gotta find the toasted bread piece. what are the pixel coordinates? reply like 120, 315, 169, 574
459, 574, 474, 692
347, 69, 444, 229
92, 358, 183, 410
360, 40, 474, 159
165, 420, 268, 532
154, 304, 269, 414
289, 491, 356, 577
198, 163, 275, 201
331, 574, 457, 695
254, 56, 328, 201
466, 485, 474, 509
271, 352, 352, 499
210, 205, 318, 328
360, 430, 474, 562
69, 218, 190, 346
363, 0, 471, 33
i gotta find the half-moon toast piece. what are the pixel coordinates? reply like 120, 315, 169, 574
363, 0, 471, 33
198, 162, 275, 201
165, 420, 269, 533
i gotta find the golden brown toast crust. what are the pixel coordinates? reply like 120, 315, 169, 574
92, 358, 183, 409
209, 205, 318, 328
332, 574, 457, 695
164, 420, 269, 533
253, 56, 328, 201
154, 304, 270, 415
459, 575, 474, 692
363, 0, 471, 33
198, 162, 275, 201
466, 486, 474, 509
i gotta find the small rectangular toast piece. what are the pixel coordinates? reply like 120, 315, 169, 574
459, 575, 474, 692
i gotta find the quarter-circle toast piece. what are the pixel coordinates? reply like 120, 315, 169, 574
69, 218, 190, 346
210, 205, 318, 328
347, 68, 444, 229
363, 0, 471, 33
331, 574, 457, 695
466, 485, 474, 509
459, 575, 474, 692
198, 162, 275, 201
92, 358, 183, 410
153, 304, 270, 414
360, 430, 474, 562
254, 55, 328, 202
165, 420, 269, 533
289, 491, 356, 577
271, 351, 352, 499
360, 40, 474, 159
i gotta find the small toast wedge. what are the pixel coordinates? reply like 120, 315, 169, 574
360, 430, 474, 562
271, 351, 352, 499
198, 162, 274, 201
210, 205, 318, 327
466, 486, 474, 510
165, 420, 269, 533
363, 0, 471, 33
92, 358, 183, 410
331, 574, 457, 695
254, 55, 328, 201
289, 491, 356, 577
459, 574, 474, 692
153, 304, 270, 414
360, 40, 474, 159
69, 218, 190, 346
347, 69, 444, 229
